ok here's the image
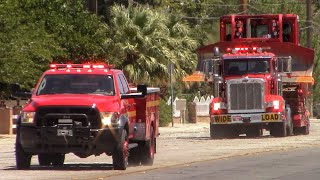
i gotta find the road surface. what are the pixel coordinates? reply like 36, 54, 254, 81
111, 146, 320, 180
1, 119, 320, 180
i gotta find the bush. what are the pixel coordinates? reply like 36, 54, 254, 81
159, 99, 172, 127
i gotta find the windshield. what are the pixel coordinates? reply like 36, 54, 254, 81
36, 74, 115, 95
224, 58, 270, 76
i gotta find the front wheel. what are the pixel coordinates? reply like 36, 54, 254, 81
270, 122, 287, 137
113, 129, 128, 170
16, 131, 32, 170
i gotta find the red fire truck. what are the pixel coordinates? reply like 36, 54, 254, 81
183, 14, 314, 138
14, 63, 160, 170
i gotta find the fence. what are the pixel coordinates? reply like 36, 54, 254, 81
168, 96, 213, 117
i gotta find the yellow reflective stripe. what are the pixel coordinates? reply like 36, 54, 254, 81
147, 100, 159, 108
128, 111, 136, 118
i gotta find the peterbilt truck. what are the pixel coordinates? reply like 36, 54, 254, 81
14, 63, 160, 170
183, 14, 314, 138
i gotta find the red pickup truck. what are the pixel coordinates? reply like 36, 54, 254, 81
14, 63, 160, 170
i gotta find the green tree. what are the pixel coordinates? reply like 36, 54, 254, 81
107, 4, 198, 86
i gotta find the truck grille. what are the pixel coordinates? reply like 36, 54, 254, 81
35, 106, 101, 128
227, 78, 265, 113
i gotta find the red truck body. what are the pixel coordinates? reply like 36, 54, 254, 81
15, 63, 160, 170
184, 14, 314, 138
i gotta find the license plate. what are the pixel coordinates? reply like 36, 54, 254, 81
57, 129, 73, 136
262, 113, 280, 122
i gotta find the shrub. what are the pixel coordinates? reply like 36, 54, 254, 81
159, 99, 172, 127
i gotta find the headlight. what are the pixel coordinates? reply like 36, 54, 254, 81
100, 112, 119, 126
213, 103, 220, 111
273, 100, 280, 110
21, 112, 35, 123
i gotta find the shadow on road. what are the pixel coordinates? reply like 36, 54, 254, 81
176, 135, 275, 140
4, 163, 114, 171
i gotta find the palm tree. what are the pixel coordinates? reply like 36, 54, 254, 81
107, 4, 198, 86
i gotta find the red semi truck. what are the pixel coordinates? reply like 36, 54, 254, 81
14, 63, 160, 170
184, 14, 314, 138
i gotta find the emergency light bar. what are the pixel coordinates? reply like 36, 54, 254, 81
226, 46, 263, 54
49, 64, 114, 69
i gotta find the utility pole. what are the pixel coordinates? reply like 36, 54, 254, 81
306, 0, 312, 48
240, 0, 248, 14
306, 0, 313, 118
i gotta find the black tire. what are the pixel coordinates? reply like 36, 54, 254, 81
246, 126, 262, 138
128, 147, 141, 166
38, 154, 52, 166
15, 130, 32, 170
113, 129, 128, 170
52, 154, 65, 167
210, 124, 224, 139
270, 122, 287, 137
141, 127, 155, 166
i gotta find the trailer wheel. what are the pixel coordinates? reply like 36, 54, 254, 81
15, 129, 32, 170
113, 129, 128, 170
38, 154, 52, 166
141, 127, 155, 166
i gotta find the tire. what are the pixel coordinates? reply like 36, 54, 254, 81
38, 154, 52, 166
246, 126, 262, 138
52, 154, 65, 167
128, 147, 141, 166
141, 127, 155, 166
270, 122, 287, 137
15, 130, 32, 170
113, 129, 128, 170
210, 124, 224, 139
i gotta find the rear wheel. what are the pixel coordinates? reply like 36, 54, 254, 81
38, 154, 52, 166
141, 127, 155, 166
113, 129, 128, 170
128, 147, 141, 166
38, 153, 65, 166
52, 153, 65, 167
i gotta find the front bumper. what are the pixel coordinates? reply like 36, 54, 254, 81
210, 112, 283, 125
19, 125, 123, 155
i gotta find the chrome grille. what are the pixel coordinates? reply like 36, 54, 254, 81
227, 78, 265, 113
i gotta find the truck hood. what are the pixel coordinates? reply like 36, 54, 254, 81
23, 94, 120, 112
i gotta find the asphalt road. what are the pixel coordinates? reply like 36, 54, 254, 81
110, 146, 320, 180
2, 120, 320, 180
